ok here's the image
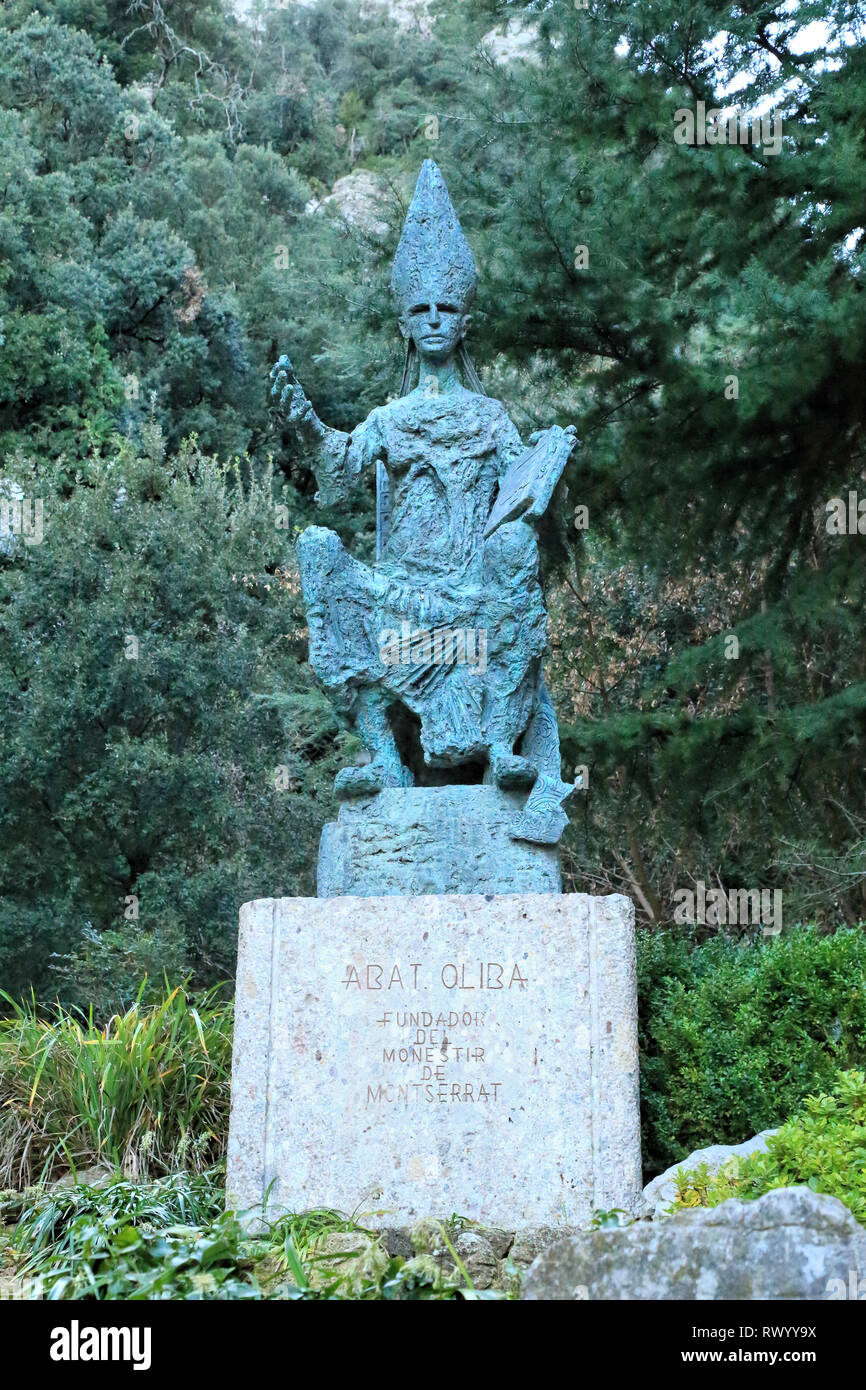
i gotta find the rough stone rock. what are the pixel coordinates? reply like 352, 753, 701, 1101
641, 1129, 777, 1218
51, 1164, 117, 1190
510, 1224, 579, 1270
479, 17, 541, 66
233, 0, 433, 33
306, 1230, 387, 1292
384, 1220, 512, 1264
454, 1231, 498, 1289
318, 785, 562, 896
386, 1221, 523, 1292
382, 1226, 415, 1260
305, 170, 393, 240
521, 1187, 866, 1301
475, 1225, 513, 1260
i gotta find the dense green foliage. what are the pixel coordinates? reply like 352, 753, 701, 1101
672, 1069, 866, 1225
454, 0, 866, 922
0, 439, 347, 999
0, 0, 864, 998
0, 0, 473, 461
0, 0, 481, 998
2, 4, 864, 1298
638, 927, 866, 1172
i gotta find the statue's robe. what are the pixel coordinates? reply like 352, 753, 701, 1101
297, 386, 547, 768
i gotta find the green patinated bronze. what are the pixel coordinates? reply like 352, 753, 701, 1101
271, 161, 577, 859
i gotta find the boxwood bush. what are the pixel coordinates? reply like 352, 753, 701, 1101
638, 926, 866, 1175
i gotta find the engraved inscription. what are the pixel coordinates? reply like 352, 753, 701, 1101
340, 955, 530, 1108
342, 960, 528, 990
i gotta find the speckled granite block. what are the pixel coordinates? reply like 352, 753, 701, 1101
226, 892, 640, 1231
317, 785, 562, 896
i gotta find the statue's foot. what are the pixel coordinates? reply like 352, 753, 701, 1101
510, 777, 576, 846
491, 753, 538, 791
335, 761, 413, 800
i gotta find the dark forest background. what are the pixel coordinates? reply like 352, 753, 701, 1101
0, 0, 864, 1009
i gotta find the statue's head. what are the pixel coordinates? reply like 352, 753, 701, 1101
398, 298, 469, 364
391, 161, 477, 367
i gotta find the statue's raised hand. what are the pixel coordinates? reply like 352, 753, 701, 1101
269, 354, 325, 445
528, 423, 578, 453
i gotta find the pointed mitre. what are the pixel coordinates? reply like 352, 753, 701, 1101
390, 160, 478, 314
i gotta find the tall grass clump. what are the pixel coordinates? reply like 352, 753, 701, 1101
0, 983, 232, 1187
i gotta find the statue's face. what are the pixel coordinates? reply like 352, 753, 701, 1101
400, 301, 469, 362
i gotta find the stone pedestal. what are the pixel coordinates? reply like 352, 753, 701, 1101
227, 892, 641, 1232
317, 785, 562, 897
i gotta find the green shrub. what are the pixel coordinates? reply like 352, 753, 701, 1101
6, 1170, 495, 1300
0, 445, 339, 1010
0, 983, 231, 1186
671, 1070, 866, 1224
638, 926, 866, 1174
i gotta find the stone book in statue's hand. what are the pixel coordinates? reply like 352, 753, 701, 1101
483, 424, 576, 539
